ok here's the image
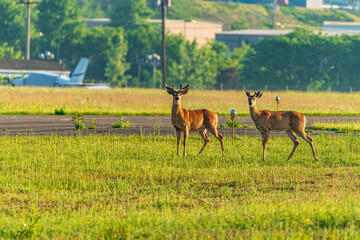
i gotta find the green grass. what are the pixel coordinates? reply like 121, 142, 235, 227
1, 134, 360, 238
308, 122, 360, 133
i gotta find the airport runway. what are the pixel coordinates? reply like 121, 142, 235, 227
0, 115, 358, 137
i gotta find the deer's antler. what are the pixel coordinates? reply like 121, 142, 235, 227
179, 84, 189, 92
164, 83, 176, 94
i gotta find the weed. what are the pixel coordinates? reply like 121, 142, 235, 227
219, 115, 246, 128
71, 114, 86, 130
153, 119, 162, 136
111, 116, 131, 129
12, 211, 40, 238
54, 105, 67, 115
88, 118, 97, 129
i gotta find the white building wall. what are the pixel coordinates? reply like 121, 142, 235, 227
306, 0, 323, 8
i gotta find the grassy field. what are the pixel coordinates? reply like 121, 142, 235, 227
2, 87, 360, 116
308, 122, 360, 133
1, 134, 360, 238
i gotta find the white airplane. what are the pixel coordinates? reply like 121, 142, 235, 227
13, 58, 109, 88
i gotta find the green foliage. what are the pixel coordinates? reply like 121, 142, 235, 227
153, 119, 162, 136
219, 115, 246, 128
54, 106, 67, 115
0, 76, 12, 86
36, 0, 84, 61
167, 36, 218, 89
104, 28, 130, 87
280, 7, 355, 27
82, 26, 129, 82
109, 0, 154, 30
111, 116, 131, 128
0, 42, 22, 59
241, 28, 360, 90
88, 118, 97, 129
77, 0, 105, 18
71, 114, 86, 129
0, 0, 25, 51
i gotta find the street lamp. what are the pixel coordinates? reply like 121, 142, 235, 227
145, 53, 161, 88
38, 50, 55, 60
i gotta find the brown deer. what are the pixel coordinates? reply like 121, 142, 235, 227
246, 91, 318, 162
164, 84, 224, 156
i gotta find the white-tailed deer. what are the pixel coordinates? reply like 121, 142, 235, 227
246, 91, 318, 162
165, 83, 224, 156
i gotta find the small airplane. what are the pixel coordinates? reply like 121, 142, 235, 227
13, 58, 109, 88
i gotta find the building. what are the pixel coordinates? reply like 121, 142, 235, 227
0, 59, 70, 79
148, 19, 223, 46
216, 29, 292, 50
206, 0, 323, 8
85, 18, 111, 28
216, 28, 360, 51
323, 0, 360, 10
323, 21, 360, 32
289, 0, 323, 8
85, 18, 223, 46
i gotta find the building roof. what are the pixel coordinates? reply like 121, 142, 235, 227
219, 29, 293, 36
85, 18, 111, 28
0, 59, 68, 71
323, 21, 360, 26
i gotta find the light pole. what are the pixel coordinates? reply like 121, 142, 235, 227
155, 0, 171, 88
146, 54, 161, 88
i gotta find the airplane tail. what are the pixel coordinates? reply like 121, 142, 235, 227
70, 58, 89, 83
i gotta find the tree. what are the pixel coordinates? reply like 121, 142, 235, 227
166, 36, 218, 89
0, 0, 26, 54
109, 0, 153, 30
35, 0, 84, 62
81, 26, 129, 84
125, 24, 162, 87
0, 43, 22, 59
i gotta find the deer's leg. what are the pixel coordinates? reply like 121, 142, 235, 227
286, 130, 300, 161
296, 131, 318, 161
176, 130, 181, 156
183, 129, 189, 157
198, 129, 210, 155
261, 132, 270, 162
208, 128, 225, 155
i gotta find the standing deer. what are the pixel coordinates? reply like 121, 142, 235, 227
246, 91, 318, 162
164, 83, 224, 156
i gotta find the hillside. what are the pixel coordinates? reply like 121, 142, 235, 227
76, 0, 360, 30
151, 0, 360, 30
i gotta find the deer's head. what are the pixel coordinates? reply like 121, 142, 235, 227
164, 83, 190, 104
246, 91, 263, 108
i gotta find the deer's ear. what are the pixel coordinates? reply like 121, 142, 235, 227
181, 88, 189, 95
246, 91, 250, 97
257, 92, 263, 98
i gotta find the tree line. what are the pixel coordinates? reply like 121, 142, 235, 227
1, 0, 360, 90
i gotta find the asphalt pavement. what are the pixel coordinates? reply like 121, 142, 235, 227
0, 115, 358, 136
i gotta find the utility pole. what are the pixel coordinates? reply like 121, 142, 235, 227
18, 0, 39, 60
161, 0, 167, 87
272, 0, 277, 29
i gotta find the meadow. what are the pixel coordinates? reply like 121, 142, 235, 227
2, 87, 360, 115
1, 134, 360, 239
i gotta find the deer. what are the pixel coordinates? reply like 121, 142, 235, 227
164, 83, 224, 157
246, 91, 318, 162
